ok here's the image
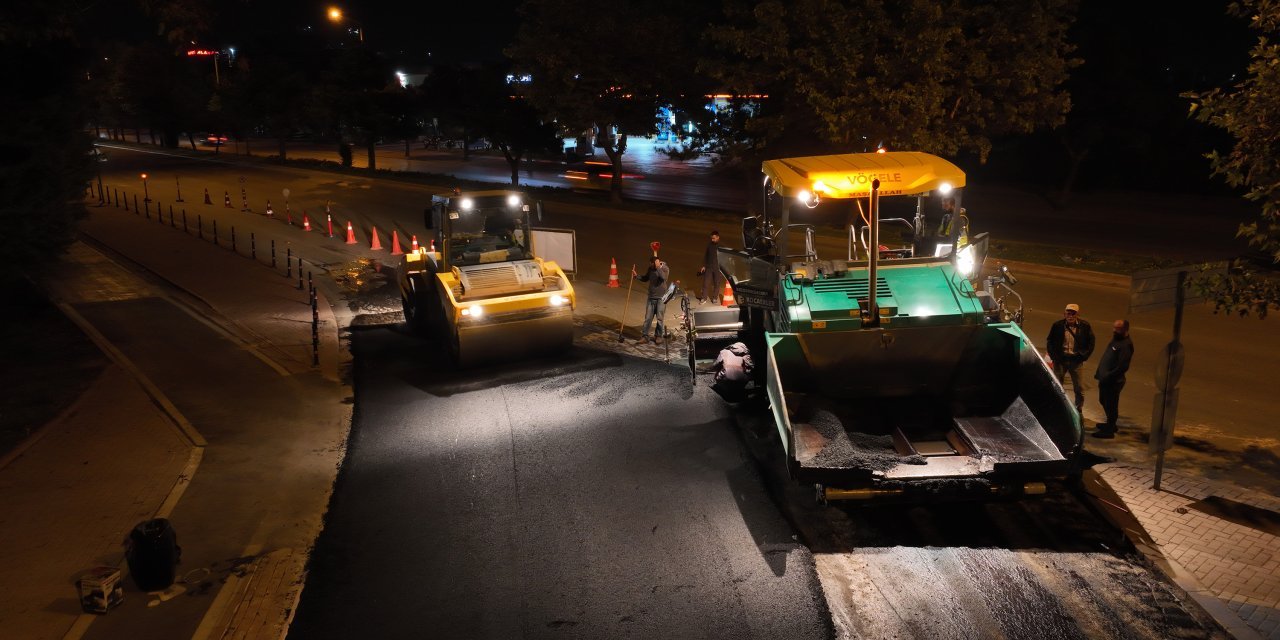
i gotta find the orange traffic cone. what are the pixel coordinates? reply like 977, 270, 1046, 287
203, 188, 212, 205
390, 230, 403, 255
429, 238, 436, 252
721, 280, 735, 307
265, 200, 274, 217
411, 235, 419, 252
327, 214, 334, 238
345, 221, 357, 245
370, 226, 383, 251
303, 213, 312, 231
607, 257, 621, 288
224, 191, 232, 208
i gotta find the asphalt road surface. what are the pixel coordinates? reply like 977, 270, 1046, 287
92, 144, 1280, 492
730, 406, 1226, 640
289, 329, 832, 639
85, 145, 1275, 637
159, 136, 1261, 262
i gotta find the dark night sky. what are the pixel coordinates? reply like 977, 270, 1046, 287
199, 0, 522, 67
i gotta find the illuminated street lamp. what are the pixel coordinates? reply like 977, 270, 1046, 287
140, 173, 151, 203
326, 6, 364, 42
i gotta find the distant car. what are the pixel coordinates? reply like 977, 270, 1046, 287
560, 160, 643, 191
199, 133, 228, 146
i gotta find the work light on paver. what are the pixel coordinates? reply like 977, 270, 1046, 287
507, 194, 522, 207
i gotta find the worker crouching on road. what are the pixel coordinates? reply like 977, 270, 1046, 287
632, 256, 670, 344
711, 342, 754, 402
1046, 303, 1095, 415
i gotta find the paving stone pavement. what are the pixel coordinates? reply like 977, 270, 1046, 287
1098, 463, 1280, 640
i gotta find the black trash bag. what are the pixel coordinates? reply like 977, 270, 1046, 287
125, 518, 181, 591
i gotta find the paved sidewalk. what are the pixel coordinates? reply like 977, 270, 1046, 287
0, 200, 351, 639
0, 365, 192, 640
1093, 463, 1280, 639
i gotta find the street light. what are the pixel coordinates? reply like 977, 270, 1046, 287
140, 173, 150, 203
326, 6, 364, 42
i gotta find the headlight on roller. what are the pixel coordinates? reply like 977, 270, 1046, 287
549, 294, 567, 307
461, 304, 484, 318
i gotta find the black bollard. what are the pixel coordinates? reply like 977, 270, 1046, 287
271, 240, 276, 268
169, 205, 175, 227
124, 193, 130, 212
198, 214, 203, 240
213, 219, 218, 246
113, 188, 119, 207
298, 263, 303, 290
182, 209, 188, 233
231, 226, 237, 253
134, 195, 140, 214
251, 232, 256, 260
287, 248, 292, 278
310, 274, 320, 366
144, 199, 150, 219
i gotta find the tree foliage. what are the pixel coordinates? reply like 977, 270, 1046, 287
0, 5, 93, 280
1186, 0, 1280, 318
508, 0, 702, 202
700, 0, 1077, 162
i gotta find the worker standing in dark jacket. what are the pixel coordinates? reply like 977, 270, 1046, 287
697, 230, 722, 304
1092, 319, 1134, 438
1046, 303, 1095, 414
632, 256, 670, 343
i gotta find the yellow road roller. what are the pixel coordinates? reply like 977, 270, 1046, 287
399, 190, 575, 366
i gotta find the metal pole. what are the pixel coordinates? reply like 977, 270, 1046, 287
175, 176, 184, 202
231, 226, 237, 252
198, 214, 204, 239
1153, 271, 1188, 491
271, 240, 277, 268
251, 232, 256, 260
287, 248, 293, 278
183, 209, 188, 233
213, 219, 219, 246
169, 204, 175, 227
867, 179, 881, 325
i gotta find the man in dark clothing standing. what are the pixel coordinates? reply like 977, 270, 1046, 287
1092, 319, 1135, 438
697, 230, 722, 304
633, 256, 670, 343
1046, 303, 1096, 414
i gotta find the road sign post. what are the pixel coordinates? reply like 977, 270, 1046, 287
1129, 265, 1219, 490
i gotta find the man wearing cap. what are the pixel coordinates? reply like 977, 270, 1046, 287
1046, 303, 1096, 415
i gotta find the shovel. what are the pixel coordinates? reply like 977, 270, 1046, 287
618, 264, 635, 342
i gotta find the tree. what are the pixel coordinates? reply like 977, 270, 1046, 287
424, 64, 560, 187
1186, 0, 1280, 319
487, 97, 561, 187
700, 0, 1077, 162
508, 0, 696, 202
